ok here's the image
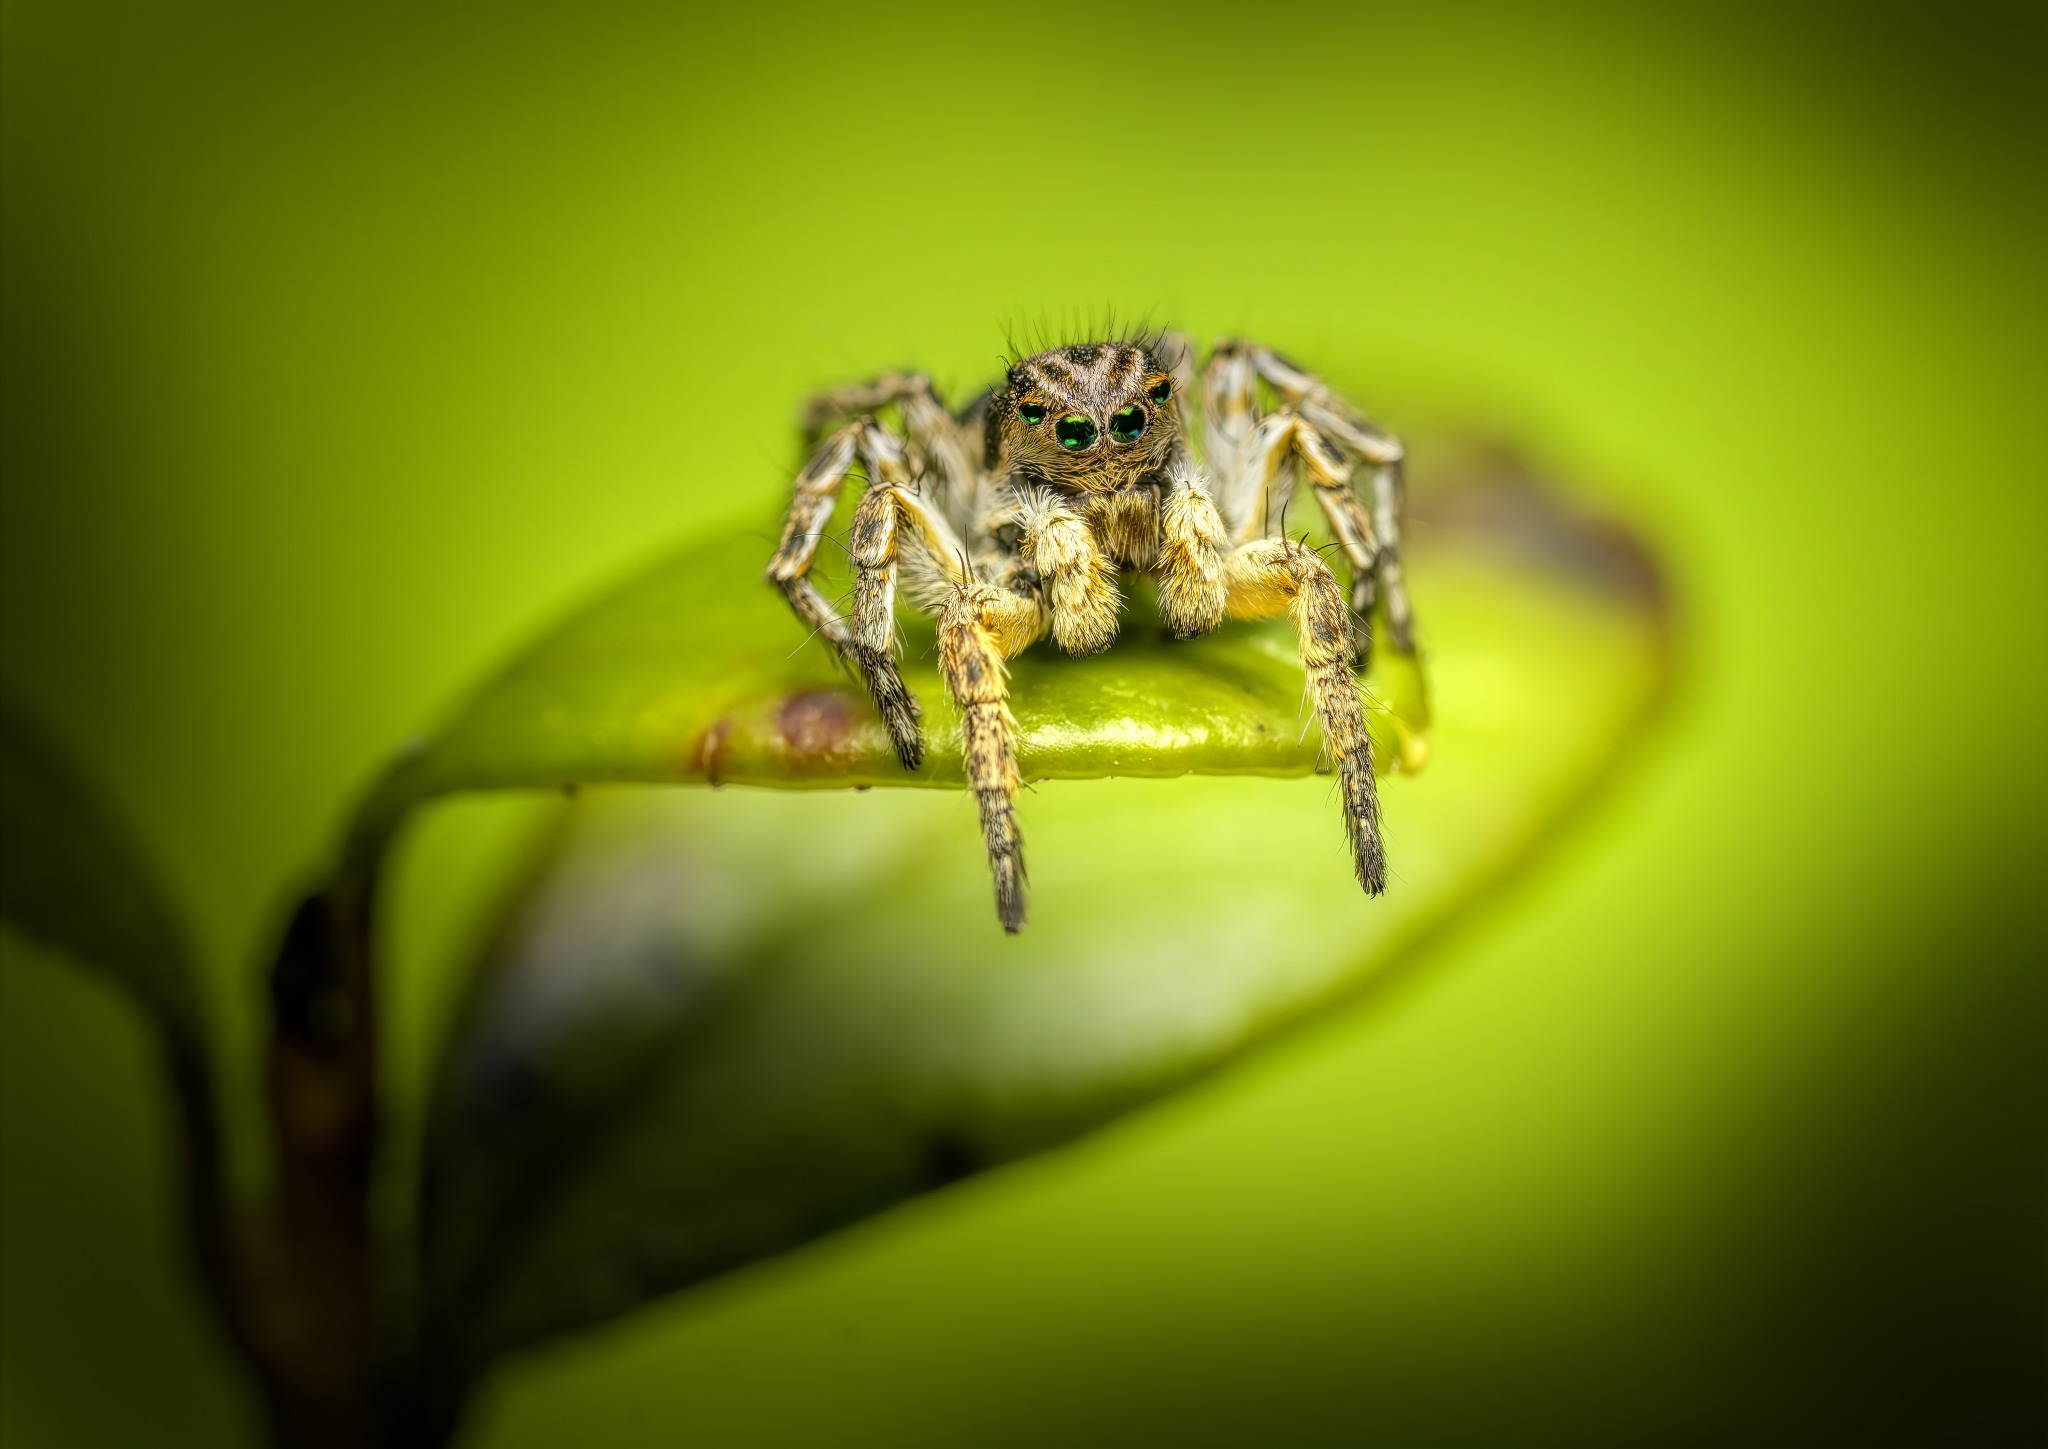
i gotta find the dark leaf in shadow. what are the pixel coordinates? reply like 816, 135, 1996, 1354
0, 699, 202, 1033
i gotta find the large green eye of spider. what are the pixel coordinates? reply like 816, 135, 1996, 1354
1148, 379, 1172, 402
1018, 400, 1047, 425
1055, 415, 1097, 450
1110, 405, 1147, 442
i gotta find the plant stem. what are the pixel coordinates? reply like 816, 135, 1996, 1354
239, 879, 380, 1449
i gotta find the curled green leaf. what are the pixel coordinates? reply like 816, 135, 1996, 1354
401, 455, 1672, 1392
348, 539, 1431, 872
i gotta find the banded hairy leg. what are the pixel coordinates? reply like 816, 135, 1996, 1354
1154, 465, 1228, 638
842, 424, 977, 768
1013, 486, 1122, 656
766, 417, 865, 652
801, 372, 984, 538
1242, 344, 1417, 656
1199, 342, 1264, 537
1231, 406, 1388, 667
1222, 535, 1385, 894
937, 581, 1047, 932
766, 416, 956, 769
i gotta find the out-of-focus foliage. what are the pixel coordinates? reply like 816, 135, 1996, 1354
4, 3, 2040, 1445
0, 700, 201, 1038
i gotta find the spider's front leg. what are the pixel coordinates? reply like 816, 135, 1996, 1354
1154, 467, 1227, 637
1015, 488, 1121, 655
1225, 536, 1385, 894
938, 581, 1047, 932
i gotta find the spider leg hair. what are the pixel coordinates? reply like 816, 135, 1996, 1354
1154, 460, 1227, 638
1203, 395, 1370, 657
843, 424, 978, 769
799, 372, 983, 538
767, 416, 945, 772
1223, 536, 1385, 895
1287, 414, 1385, 670
767, 420, 862, 582
1015, 485, 1122, 656
1152, 329, 1197, 382
938, 581, 1047, 933
896, 383, 984, 541
1371, 458, 1416, 653
800, 372, 940, 446
1240, 345, 1405, 466
1200, 343, 1263, 536
843, 487, 923, 769
1235, 342, 1418, 659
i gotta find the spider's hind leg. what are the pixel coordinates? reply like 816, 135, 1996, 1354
801, 371, 982, 537
1225, 342, 1420, 663
769, 417, 939, 771
1288, 414, 1386, 670
844, 469, 924, 770
767, 419, 871, 669
845, 422, 988, 770
938, 581, 1047, 932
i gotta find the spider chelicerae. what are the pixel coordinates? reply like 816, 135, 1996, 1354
768, 333, 1419, 933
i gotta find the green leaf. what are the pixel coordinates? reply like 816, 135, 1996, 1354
405, 461, 1672, 1387
0, 699, 202, 1035
345, 515, 1431, 870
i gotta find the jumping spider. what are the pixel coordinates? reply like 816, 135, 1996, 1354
768, 334, 1418, 933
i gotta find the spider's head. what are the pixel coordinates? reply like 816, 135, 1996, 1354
995, 341, 1182, 490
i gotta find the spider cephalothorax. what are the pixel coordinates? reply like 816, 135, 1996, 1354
768, 332, 1417, 932
989, 342, 1184, 493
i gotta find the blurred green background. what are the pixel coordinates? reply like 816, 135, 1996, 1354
2, 3, 2041, 1445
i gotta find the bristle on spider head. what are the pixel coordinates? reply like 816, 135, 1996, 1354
996, 308, 1168, 371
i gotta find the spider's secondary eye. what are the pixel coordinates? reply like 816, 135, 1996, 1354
1110, 406, 1147, 442
1054, 415, 1097, 450
1148, 379, 1172, 402
1018, 401, 1047, 425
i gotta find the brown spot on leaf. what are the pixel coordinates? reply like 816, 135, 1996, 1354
692, 717, 733, 784
776, 691, 856, 760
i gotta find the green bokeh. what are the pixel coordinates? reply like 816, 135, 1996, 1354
2, 4, 2041, 1445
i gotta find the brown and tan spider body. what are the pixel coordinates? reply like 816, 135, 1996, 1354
768, 334, 1418, 932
